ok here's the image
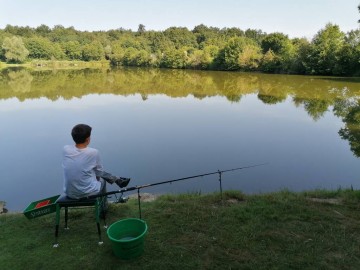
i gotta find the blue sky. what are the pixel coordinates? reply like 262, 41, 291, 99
0, 0, 359, 39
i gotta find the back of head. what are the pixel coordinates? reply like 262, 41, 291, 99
71, 124, 92, 144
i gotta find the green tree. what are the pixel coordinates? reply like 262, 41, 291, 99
261, 33, 289, 54
2, 36, 29, 63
261, 49, 280, 72
309, 23, 345, 75
221, 27, 244, 38
187, 49, 204, 69
104, 44, 112, 60
222, 37, 262, 70
137, 24, 146, 35
82, 41, 105, 61
4, 25, 34, 37
35, 24, 51, 36
290, 38, 312, 74
163, 27, 198, 49
198, 45, 219, 69
261, 33, 296, 72
63, 41, 82, 60
161, 49, 187, 69
245, 29, 266, 44
122, 47, 152, 66
49, 25, 79, 43
337, 30, 360, 76
26, 37, 65, 60
192, 24, 220, 48
145, 31, 175, 52
109, 41, 125, 66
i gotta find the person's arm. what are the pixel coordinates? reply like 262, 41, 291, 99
92, 149, 130, 185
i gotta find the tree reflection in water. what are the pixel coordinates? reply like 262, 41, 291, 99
1, 67, 360, 156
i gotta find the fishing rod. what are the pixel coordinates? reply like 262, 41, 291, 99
84, 163, 268, 218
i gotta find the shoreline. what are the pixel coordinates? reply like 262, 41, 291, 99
0, 189, 352, 215
0, 60, 110, 71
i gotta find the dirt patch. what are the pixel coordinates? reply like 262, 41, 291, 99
129, 193, 158, 202
227, 199, 242, 204
308, 198, 342, 205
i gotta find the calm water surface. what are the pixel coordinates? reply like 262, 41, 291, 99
1, 67, 360, 211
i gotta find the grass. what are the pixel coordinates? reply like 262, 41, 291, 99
1, 189, 360, 270
0, 60, 110, 70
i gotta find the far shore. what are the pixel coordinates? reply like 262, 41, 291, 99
0, 60, 110, 70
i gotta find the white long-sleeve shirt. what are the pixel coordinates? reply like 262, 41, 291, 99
62, 145, 103, 199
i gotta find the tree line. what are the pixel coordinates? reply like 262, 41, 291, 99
1, 23, 359, 76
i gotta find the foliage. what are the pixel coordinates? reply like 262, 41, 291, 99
25, 37, 65, 60
221, 37, 262, 71
161, 49, 188, 69
339, 102, 360, 157
82, 41, 105, 61
1, 36, 29, 63
309, 23, 345, 75
261, 49, 280, 73
163, 27, 198, 49
0, 22, 359, 75
63, 41, 83, 60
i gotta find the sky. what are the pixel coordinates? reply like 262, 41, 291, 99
0, 0, 359, 39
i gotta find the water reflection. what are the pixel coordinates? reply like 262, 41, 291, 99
1, 67, 360, 210
1, 67, 360, 103
338, 102, 360, 157
7, 70, 33, 95
3, 67, 358, 152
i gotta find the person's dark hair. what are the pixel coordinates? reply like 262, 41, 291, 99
71, 124, 92, 144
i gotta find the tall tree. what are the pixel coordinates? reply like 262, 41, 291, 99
337, 29, 360, 76
2, 36, 29, 63
63, 41, 82, 60
82, 41, 105, 61
261, 33, 289, 54
222, 37, 262, 71
163, 27, 198, 49
26, 37, 65, 60
310, 23, 345, 75
137, 24, 146, 35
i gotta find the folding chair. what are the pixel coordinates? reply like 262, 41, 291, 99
53, 194, 107, 247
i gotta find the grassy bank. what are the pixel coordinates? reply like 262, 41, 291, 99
1, 189, 360, 270
0, 60, 110, 70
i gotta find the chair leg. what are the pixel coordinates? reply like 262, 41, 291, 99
53, 200, 105, 246
53, 204, 60, 247
95, 201, 103, 245
99, 196, 108, 228
64, 207, 69, 229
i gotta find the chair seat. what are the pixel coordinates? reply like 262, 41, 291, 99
56, 194, 97, 207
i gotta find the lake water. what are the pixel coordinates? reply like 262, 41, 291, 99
1, 67, 360, 211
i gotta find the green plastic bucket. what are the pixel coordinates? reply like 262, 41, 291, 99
107, 218, 148, 259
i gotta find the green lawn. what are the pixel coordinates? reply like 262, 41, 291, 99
1, 189, 360, 270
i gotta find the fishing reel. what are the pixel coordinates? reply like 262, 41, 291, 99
114, 192, 129, 204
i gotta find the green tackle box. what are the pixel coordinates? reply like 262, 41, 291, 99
23, 195, 60, 219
